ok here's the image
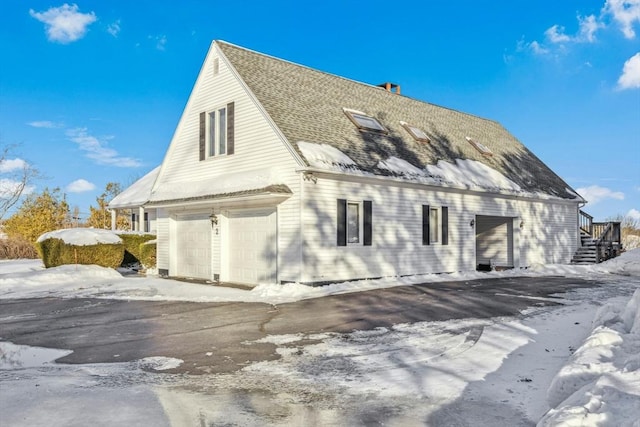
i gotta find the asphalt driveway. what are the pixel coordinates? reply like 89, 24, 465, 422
0, 276, 596, 374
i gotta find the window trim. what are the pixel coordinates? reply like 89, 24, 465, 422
208, 106, 228, 157
423, 205, 449, 246
337, 199, 373, 247
400, 121, 430, 143
466, 136, 493, 156
343, 108, 388, 133
346, 201, 362, 245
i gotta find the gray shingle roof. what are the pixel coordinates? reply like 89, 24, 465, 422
217, 41, 580, 201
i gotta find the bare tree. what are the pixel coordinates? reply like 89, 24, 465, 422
0, 144, 40, 221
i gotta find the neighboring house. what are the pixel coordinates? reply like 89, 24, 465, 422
115, 40, 589, 286
108, 166, 160, 233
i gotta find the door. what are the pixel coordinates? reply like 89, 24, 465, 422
175, 214, 211, 279
475, 215, 514, 268
227, 208, 277, 284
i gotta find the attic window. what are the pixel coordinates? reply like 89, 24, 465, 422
466, 136, 493, 156
213, 58, 219, 75
343, 108, 387, 133
400, 121, 430, 143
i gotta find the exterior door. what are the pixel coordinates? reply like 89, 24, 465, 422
175, 214, 211, 279
475, 215, 514, 268
227, 208, 277, 284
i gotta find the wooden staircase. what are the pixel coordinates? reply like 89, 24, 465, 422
571, 210, 623, 264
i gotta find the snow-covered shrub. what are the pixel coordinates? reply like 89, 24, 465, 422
139, 239, 156, 269
36, 229, 124, 269
116, 232, 156, 265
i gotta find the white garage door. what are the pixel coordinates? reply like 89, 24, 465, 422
476, 215, 514, 268
176, 214, 211, 280
228, 208, 276, 285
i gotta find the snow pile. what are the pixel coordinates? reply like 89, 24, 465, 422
36, 228, 122, 246
593, 248, 640, 276
0, 264, 121, 290
539, 289, 640, 426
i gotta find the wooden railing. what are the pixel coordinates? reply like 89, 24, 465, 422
579, 210, 593, 235
579, 210, 622, 262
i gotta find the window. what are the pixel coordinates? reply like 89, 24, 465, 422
429, 207, 439, 243
466, 136, 493, 156
199, 102, 234, 160
209, 107, 227, 156
400, 121, 430, 143
213, 58, 219, 75
423, 205, 448, 245
347, 202, 360, 244
337, 199, 372, 246
343, 108, 387, 133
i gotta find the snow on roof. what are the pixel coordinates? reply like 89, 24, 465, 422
108, 166, 160, 209
36, 228, 122, 246
300, 141, 523, 194
426, 159, 522, 192
298, 141, 358, 168
149, 167, 287, 203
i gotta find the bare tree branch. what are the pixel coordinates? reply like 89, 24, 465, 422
0, 144, 40, 221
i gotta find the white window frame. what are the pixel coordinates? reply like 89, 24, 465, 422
429, 206, 440, 244
466, 136, 493, 156
208, 106, 228, 157
346, 201, 363, 245
343, 108, 388, 133
400, 121, 430, 143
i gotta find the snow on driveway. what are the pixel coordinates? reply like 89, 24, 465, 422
1, 250, 639, 426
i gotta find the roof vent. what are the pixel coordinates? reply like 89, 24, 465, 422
378, 82, 401, 94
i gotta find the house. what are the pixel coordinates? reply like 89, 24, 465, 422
111, 40, 593, 286
108, 166, 160, 233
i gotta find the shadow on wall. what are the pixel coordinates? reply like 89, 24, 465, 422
260, 142, 577, 284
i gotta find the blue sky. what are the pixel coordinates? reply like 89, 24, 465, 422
1, 0, 638, 222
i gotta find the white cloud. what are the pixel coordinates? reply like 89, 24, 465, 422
545, 15, 604, 44
0, 158, 27, 173
66, 179, 96, 193
27, 120, 63, 128
617, 52, 640, 89
545, 25, 572, 43
604, 0, 640, 38
628, 208, 640, 220
0, 179, 34, 198
529, 40, 550, 55
576, 185, 625, 204
107, 20, 121, 37
66, 128, 141, 168
578, 14, 605, 42
149, 34, 167, 51
29, 4, 97, 44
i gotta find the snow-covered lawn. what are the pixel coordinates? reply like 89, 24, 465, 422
1, 251, 639, 426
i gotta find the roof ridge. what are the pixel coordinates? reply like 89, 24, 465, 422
214, 40, 500, 126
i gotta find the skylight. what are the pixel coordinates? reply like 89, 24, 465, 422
400, 121, 430, 143
343, 108, 387, 133
466, 136, 493, 156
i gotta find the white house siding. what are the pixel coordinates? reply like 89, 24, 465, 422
301, 174, 579, 283
156, 208, 170, 273
150, 43, 302, 282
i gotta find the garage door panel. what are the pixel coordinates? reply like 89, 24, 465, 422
228, 209, 276, 285
476, 215, 513, 267
176, 214, 211, 280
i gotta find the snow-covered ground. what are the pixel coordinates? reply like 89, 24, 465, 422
1, 251, 639, 426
